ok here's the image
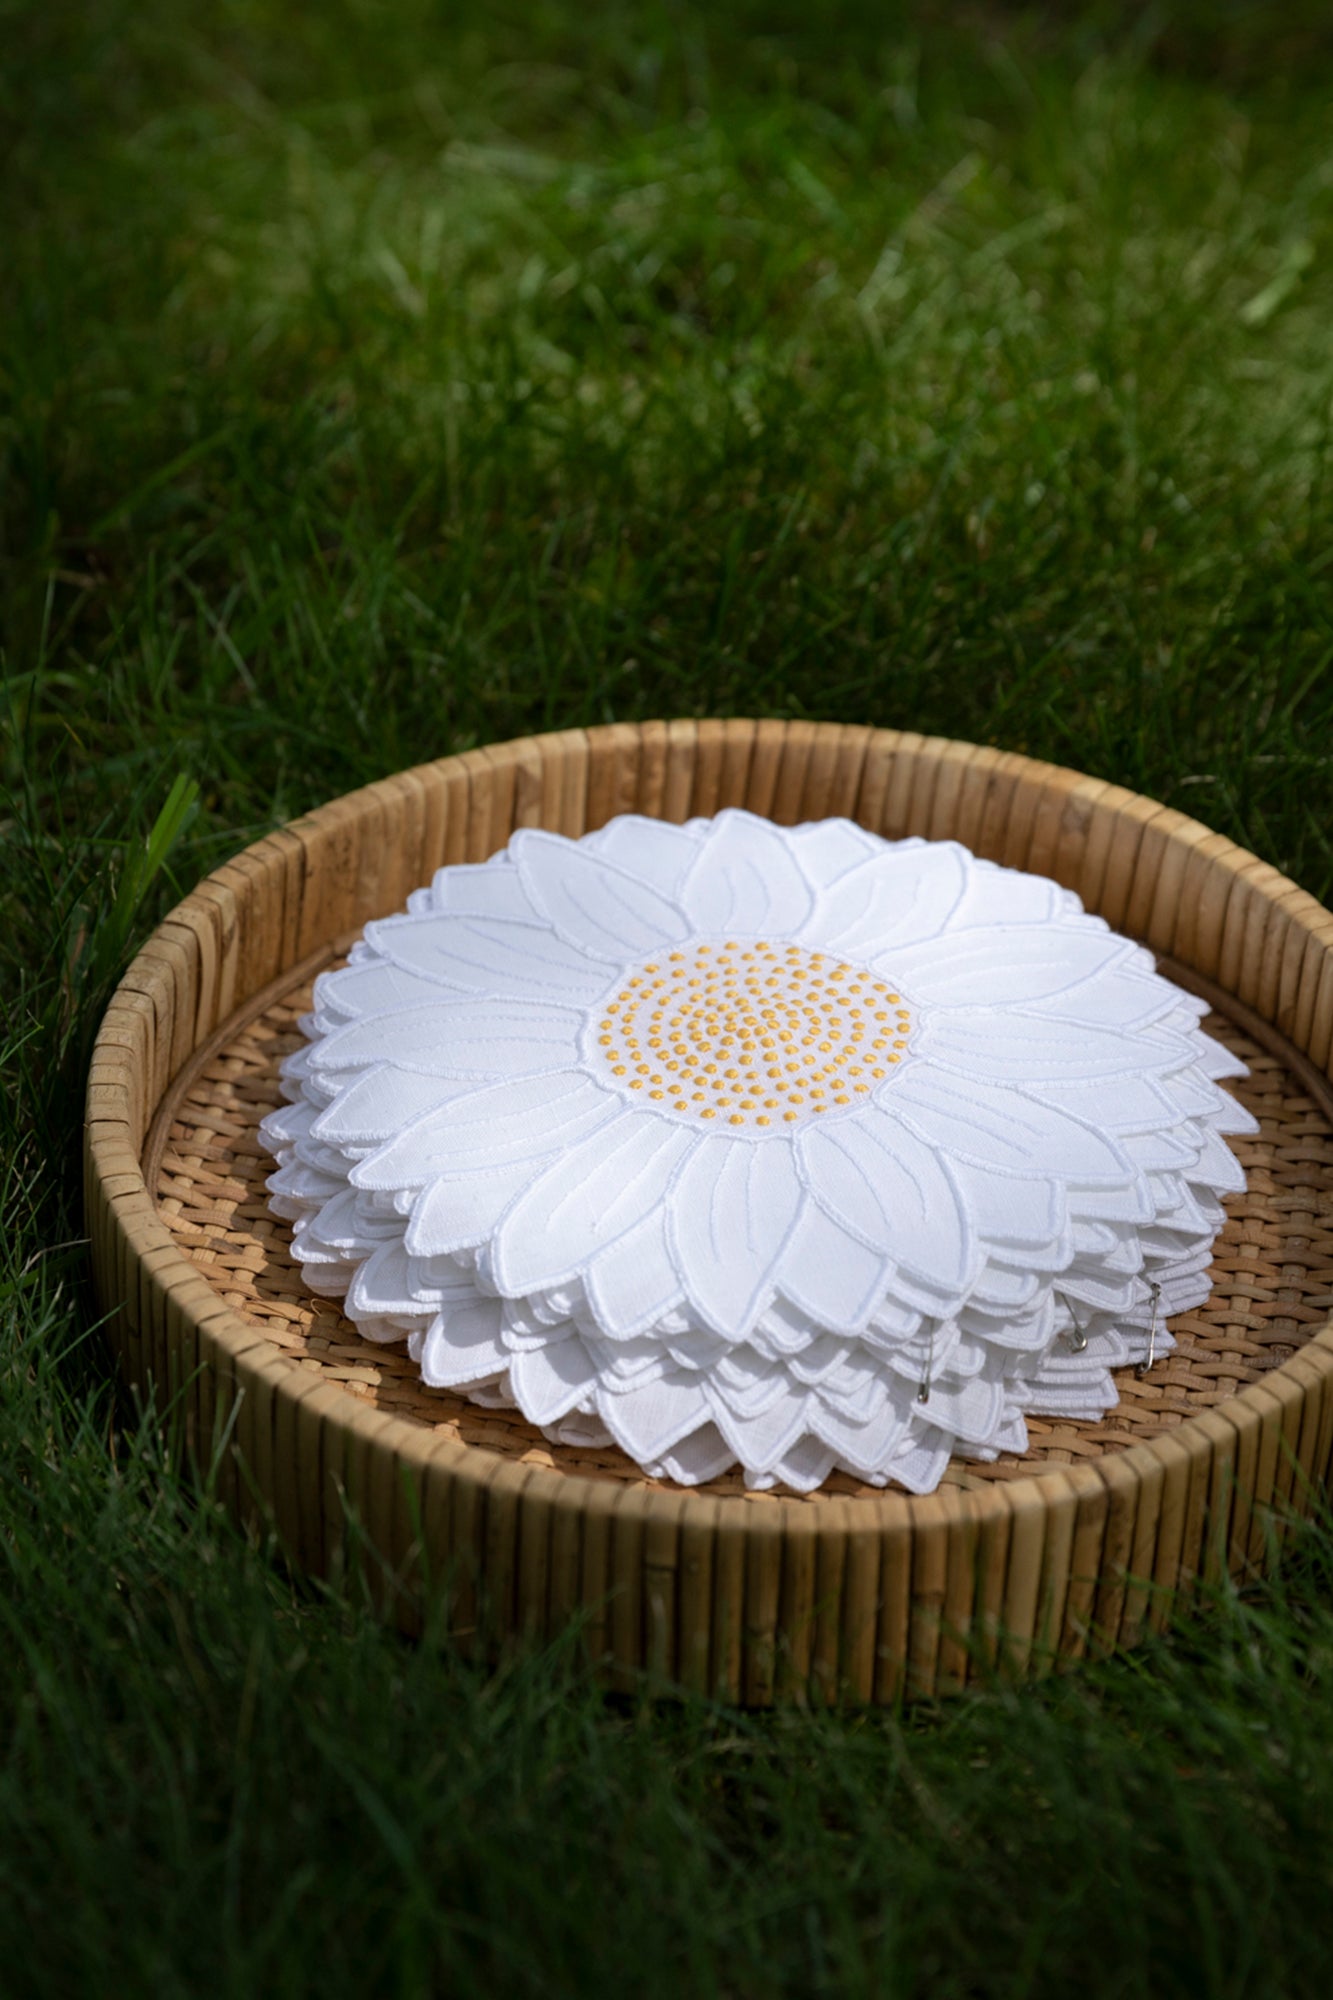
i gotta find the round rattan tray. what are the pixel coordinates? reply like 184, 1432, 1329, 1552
86, 722, 1333, 1702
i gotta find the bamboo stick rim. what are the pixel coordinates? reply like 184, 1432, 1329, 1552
85, 722, 1333, 1693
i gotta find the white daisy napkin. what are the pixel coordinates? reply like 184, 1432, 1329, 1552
261, 811, 1255, 1494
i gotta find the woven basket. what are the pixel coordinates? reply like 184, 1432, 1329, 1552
86, 722, 1333, 1702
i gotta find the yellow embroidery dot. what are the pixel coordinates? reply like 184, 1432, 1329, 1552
588, 941, 912, 1132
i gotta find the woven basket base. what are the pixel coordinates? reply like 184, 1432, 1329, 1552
147, 967, 1333, 1502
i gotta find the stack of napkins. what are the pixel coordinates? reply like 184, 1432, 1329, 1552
260, 811, 1254, 1494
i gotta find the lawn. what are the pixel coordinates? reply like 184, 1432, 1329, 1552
4, 1, 1333, 1993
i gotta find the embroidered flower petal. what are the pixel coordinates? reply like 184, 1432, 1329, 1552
809, 1399, 907, 1476
365, 913, 611, 1004
777, 1204, 893, 1333
944, 862, 1064, 931
647, 1423, 741, 1486
405, 1160, 543, 1256
265, 1161, 343, 1215
308, 1186, 400, 1251
884, 1062, 1137, 1184
920, 1009, 1186, 1083
352, 1073, 619, 1189
885, 1431, 955, 1495
314, 961, 450, 1023
259, 1098, 320, 1147
790, 819, 882, 887
681, 811, 815, 937
312, 1067, 473, 1145
798, 1112, 976, 1289
509, 1339, 598, 1426
514, 829, 691, 961
1195, 1033, 1249, 1080
600, 1375, 713, 1462
766, 1437, 838, 1493
417, 1299, 507, 1389
1190, 1123, 1248, 1195
1025, 963, 1180, 1028
492, 1115, 696, 1295
668, 1138, 804, 1341
887, 925, 1134, 1007
800, 844, 968, 958
706, 1383, 811, 1475
584, 1213, 686, 1338
310, 997, 581, 1081
344, 1241, 423, 1318
1026, 1071, 1193, 1137
428, 862, 537, 922
714, 1349, 789, 1415
947, 1161, 1067, 1251
584, 816, 701, 898
916, 1374, 1006, 1450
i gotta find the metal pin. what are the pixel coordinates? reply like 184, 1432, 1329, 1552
1064, 1303, 1089, 1354
1135, 1280, 1162, 1379
917, 1323, 935, 1404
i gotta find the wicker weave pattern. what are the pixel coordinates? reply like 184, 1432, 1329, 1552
85, 722, 1333, 1702
148, 984, 1333, 1496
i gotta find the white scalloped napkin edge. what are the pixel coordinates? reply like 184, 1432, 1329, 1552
260, 811, 1255, 1494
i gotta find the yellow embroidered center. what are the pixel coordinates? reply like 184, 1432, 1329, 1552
585, 939, 913, 1132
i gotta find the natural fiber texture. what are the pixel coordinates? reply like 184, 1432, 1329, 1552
88, 722, 1333, 1702
148, 969, 1333, 1499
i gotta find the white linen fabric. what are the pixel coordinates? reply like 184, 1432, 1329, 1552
260, 811, 1255, 1494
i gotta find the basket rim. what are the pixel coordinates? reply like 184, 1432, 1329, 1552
86, 719, 1333, 1533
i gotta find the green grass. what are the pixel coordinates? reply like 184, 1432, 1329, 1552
4, 1, 1333, 1992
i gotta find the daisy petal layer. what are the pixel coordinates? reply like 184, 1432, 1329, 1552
261, 810, 1250, 1496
